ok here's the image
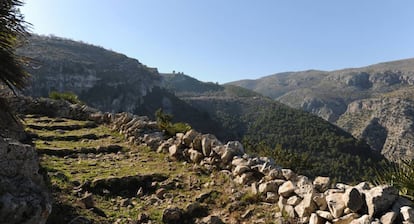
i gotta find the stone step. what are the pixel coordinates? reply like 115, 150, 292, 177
34, 133, 110, 141
37, 145, 123, 156
81, 173, 168, 197
27, 122, 97, 131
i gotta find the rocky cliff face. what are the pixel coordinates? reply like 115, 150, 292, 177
337, 97, 414, 161
17, 35, 161, 113
230, 58, 414, 161
0, 104, 52, 223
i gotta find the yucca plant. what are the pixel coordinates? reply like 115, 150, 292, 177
375, 159, 414, 200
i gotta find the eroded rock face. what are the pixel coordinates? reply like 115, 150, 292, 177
0, 137, 52, 224
338, 97, 414, 161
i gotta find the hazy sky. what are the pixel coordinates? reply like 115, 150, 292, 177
21, 0, 414, 83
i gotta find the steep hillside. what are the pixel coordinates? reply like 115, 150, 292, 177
161, 73, 384, 182
13, 96, 414, 224
229, 58, 414, 161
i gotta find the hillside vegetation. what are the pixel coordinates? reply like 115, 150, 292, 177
161, 73, 385, 183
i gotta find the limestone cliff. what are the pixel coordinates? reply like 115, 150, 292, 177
17, 35, 161, 113
337, 97, 414, 161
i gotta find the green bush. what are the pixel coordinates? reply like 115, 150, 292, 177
155, 108, 191, 136
49, 91, 82, 104
375, 160, 414, 200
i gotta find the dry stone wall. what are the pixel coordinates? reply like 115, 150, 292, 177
97, 111, 414, 224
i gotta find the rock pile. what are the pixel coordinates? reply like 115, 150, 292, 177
99, 111, 414, 224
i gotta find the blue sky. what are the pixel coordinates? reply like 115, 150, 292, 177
21, 0, 414, 83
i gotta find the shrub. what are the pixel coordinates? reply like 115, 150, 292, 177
155, 108, 191, 136
49, 91, 82, 104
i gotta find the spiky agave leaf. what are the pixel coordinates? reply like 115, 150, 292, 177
375, 159, 414, 200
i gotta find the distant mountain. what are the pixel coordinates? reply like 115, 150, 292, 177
229, 58, 414, 161
17, 35, 385, 182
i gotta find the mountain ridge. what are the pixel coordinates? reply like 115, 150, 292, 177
229, 57, 414, 161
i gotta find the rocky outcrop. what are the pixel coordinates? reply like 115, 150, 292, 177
337, 97, 414, 161
17, 35, 161, 113
0, 136, 51, 224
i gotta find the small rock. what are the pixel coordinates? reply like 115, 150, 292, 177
401, 206, 414, 222
241, 209, 254, 219
192, 135, 203, 152
287, 196, 302, 206
365, 185, 398, 218
266, 169, 284, 180
278, 195, 287, 211
162, 207, 184, 224
186, 202, 208, 218
278, 181, 295, 198
136, 187, 144, 197
294, 193, 316, 218
201, 137, 212, 157
189, 148, 204, 163
251, 182, 259, 195
343, 188, 364, 212
265, 192, 279, 203
79, 192, 94, 209
326, 193, 346, 218
169, 145, 183, 159
119, 198, 130, 207
284, 205, 296, 218
309, 213, 324, 224
349, 214, 370, 224
226, 141, 244, 156
157, 142, 171, 153
313, 176, 330, 192
156, 188, 167, 199
333, 213, 359, 224
136, 213, 149, 223
200, 215, 224, 224
233, 165, 251, 176
380, 211, 397, 224
258, 181, 278, 194
183, 129, 199, 147
316, 210, 334, 220
234, 171, 262, 185
313, 193, 327, 211
294, 175, 314, 197
282, 169, 296, 180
